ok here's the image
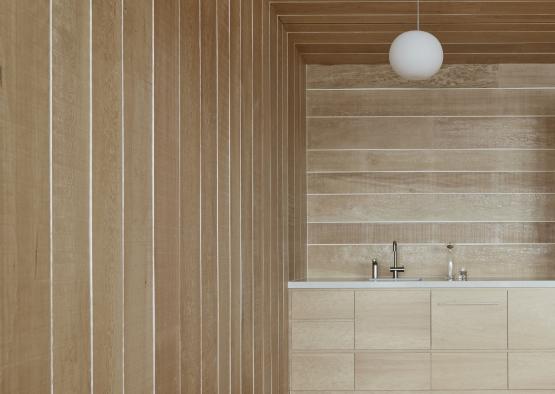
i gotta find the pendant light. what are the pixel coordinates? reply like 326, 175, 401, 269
389, 0, 443, 80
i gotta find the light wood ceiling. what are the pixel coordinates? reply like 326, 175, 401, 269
270, 1, 555, 64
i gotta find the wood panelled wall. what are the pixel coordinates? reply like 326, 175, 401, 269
1, 0, 303, 393
306, 64, 555, 281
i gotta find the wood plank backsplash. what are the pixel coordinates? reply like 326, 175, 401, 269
306, 64, 555, 280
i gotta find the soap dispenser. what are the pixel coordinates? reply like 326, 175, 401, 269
447, 244, 455, 281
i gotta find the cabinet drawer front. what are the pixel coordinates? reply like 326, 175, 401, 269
509, 289, 555, 349
355, 352, 431, 391
291, 321, 354, 350
432, 352, 507, 390
510, 352, 555, 389
355, 290, 431, 349
291, 290, 354, 320
290, 353, 354, 391
432, 289, 507, 350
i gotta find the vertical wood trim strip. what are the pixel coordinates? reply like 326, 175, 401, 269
51, 0, 91, 391
217, 0, 231, 392
92, 1, 124, 391
0, 1, 51, 392
123, 0, 154, 392
240, 0, 254, 392
154, 0, 181, 391
180, 0, 202, 391
229, 0, 243, 392
200, 0, 219, 392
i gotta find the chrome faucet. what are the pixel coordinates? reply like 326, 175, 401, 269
390, 240, 405, 279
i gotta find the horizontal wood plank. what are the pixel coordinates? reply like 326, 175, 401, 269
307, 150, 555, 172
308, 194, 555, 222
308, 222, 555, 244
307, 244, 555, 279
308, 117, 555, 149
308, 172, 555, 194
307, 64, 555, 89
307, 89, 555, 117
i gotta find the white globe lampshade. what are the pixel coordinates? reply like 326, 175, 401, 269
389, 30, 444, 80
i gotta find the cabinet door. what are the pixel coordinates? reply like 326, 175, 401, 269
432, 289, 507, 349
509, 289, 555, 349
291, 320, 354, 350
355, 352, 431, 390
290, 290, 354, 320
509, 352, 555, 389
290, 353, 354, 391
355, 290, 430, 349
432, 352, 507, 390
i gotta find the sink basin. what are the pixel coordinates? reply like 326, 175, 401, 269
371, 278, 423, 282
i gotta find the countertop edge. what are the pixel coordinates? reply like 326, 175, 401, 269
288, 280, 555, 289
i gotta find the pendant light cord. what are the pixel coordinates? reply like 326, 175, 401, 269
417, 0, 420, 30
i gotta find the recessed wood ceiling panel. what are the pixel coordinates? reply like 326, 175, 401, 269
270, 0, 555, 63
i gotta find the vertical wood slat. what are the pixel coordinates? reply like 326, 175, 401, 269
217, 0, 232, 392
240, 0, 254, 392
2, 1, 295, 393
252, 0, 265, 392
0, 1, 51, 393
229, 1, 243, 393
200, 0, 219, 392
180, 0, 202, 392
51, 0, 91, 392
154, 0, 181, 392
92, 0, 124, 392
123, 0, 154, 392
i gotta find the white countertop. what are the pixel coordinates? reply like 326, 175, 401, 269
288, 278, 555, 289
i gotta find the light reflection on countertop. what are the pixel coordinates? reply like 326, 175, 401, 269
288, 277, 555, 288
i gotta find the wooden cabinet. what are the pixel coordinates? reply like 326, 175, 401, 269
432, 289, 507, 349
290, 353, 354, 391
509, 289, 555, 349
289, 287, 555, 393
355, 352, 430, 390
290, 290, 354, 320
291, 321, 353, 350
355, 290, 431, 349
432, 352, 507, 390
509, 352, 555, 389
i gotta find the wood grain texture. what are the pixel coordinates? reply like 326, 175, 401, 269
290, 353, 354, 391
291, 290, 354, 320
355, 290, 430, 350
91, 1, 124, 392
355, 353, 431, 390
123, 1, 154, 391
51, 0, 91, 391
309, 222, 555, 245
229, 0, 242, 392
307, 117, 555, 150
308, 194, 555, 223
509, 289, 555, 350
180, 0, 202, 391
154, 0, 180, 391
509, 352, 555, 389
307, 64, 555, 89
307, 89, 555, 117
308, 172, 555, 194
432, 289, 507, 350
217, 0, 232, 392
241, 0, 254, 391
200, 1, 219, 392
308, 150, 555, 173
291, 321, 354, 350
432, 353, 508, 390
1, 1, 51, 392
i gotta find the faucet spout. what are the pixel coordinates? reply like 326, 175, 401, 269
390, 240, 405, 279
